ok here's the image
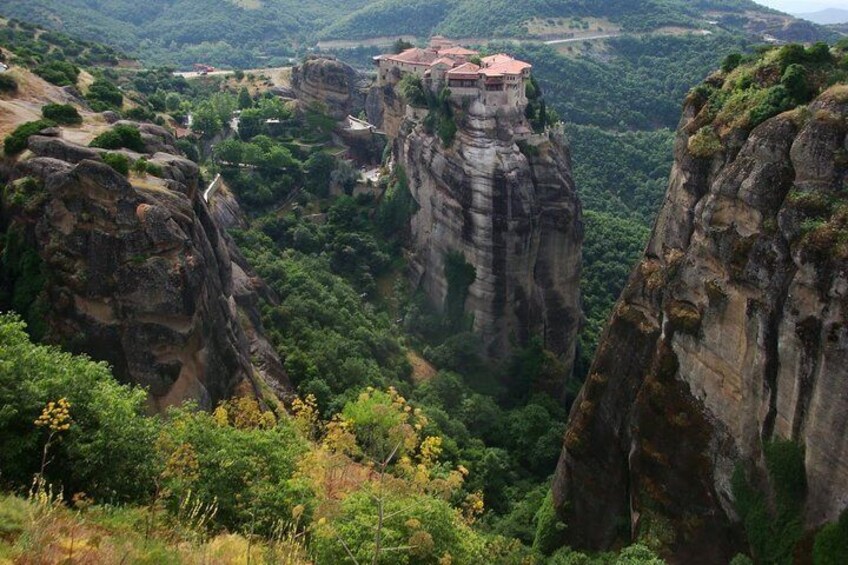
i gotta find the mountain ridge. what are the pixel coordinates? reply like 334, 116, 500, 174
0, 0, 834, 68
794, 7, 848, 25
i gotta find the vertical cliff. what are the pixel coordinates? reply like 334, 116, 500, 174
291, 56, 369, 120
550, 68, 848, 559
1, 125, 290, 410
395, 101, 583, 375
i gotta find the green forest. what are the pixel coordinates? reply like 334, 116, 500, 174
1, 2, 848, 563
0, 0, 814, 68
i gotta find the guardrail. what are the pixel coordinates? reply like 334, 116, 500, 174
203, 173, 223, 203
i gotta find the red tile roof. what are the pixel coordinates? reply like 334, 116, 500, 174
446, 62, 481, 78
439, 46, 478, 57
481, 55, 531, 76
431, 57, 455, 67
380, 47, 439, 66
481, 54, 514, 66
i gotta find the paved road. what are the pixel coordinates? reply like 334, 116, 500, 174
174, 65, 293, 80
175, 70, 236, 79
544, 33, 620, 45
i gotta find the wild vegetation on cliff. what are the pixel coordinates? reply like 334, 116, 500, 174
3, 3, 848, 562
546, 41, 848, 562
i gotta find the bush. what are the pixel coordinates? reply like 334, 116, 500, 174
33, 60, 79, 86
132, 157, 149, 175
722, 53, 743, 73
102, 152, 129, 175
124, 106, 155, 121
533, 490, 566, 555
90, 124, 145, 152
161, 403, 311, 535
398, 74, 428, 107
764, 439, 806, 511
3, 119, 56, 155
732, 440, 806, 564
86, 78, 123, 111
0, 73, 18, 93
145, 161, 163, 177
438, 114, 458, 146
0, 314, 160, 503
310, 487, 485, 564
749, 86, 793, 127
813, 510, 848, 565
41, 103, 82, 125
781, 64, 810, 103
688, 126, 722, 158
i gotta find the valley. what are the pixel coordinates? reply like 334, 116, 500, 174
0, 2, 847, 565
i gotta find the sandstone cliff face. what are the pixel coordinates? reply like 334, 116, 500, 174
1, 128, 289, 410
397, 103, 583, 376
551, 86, 848, 561
291, 56, 369, 120
365, 83, 406, 138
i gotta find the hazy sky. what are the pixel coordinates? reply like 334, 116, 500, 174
754, 0, 847, 12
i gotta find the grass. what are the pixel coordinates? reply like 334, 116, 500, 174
0, 492, 312, 564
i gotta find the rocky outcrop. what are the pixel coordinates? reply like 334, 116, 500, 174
397, 102, 583, 381
208, 182, 248, 230
1, 131, 290, 410
366, 83, 406, 138
291, 56, 369, 120
551, 85, 848, 561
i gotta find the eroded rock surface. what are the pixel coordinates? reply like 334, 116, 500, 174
291, 56, 369, 120
1, 130, 289, 410
551, 86, 848, 561
397, 103, 583, 380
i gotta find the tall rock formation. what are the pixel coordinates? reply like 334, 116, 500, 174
291, 55, 369, 120
395, 102, 583, 374
550, 75, 848, 560
1, 125, 289, 410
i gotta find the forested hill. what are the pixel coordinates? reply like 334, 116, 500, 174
0, 0, 832, 68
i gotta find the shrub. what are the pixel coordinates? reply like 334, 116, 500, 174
749, 85, 793, 127
0, 495, 30, 537
764, 439, 806, 511
132, 157, 149, 175
124, 106, 155, 121
102, 152, 129, 175
310, 487, 485, 564
0, 314, 160, 503
722, 53, 743, 73
532, 489, 566, 555
781, 64, 810, 103
732, 440, 806, 564
86, 78, 123, 111
41, 103, 82, 125
3, 119, 56, 155
145, 161, 163, 177
438, 114, 458, 146
33, 60, 79, 86
161, 403, 311, 535
398, 74, 428, 107
813, 509, 848, 565
0, 73, 18, 93
90, 124, 145, 152
688, 126, 722, 158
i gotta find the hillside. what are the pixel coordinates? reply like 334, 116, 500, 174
0, 0, 834, 68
